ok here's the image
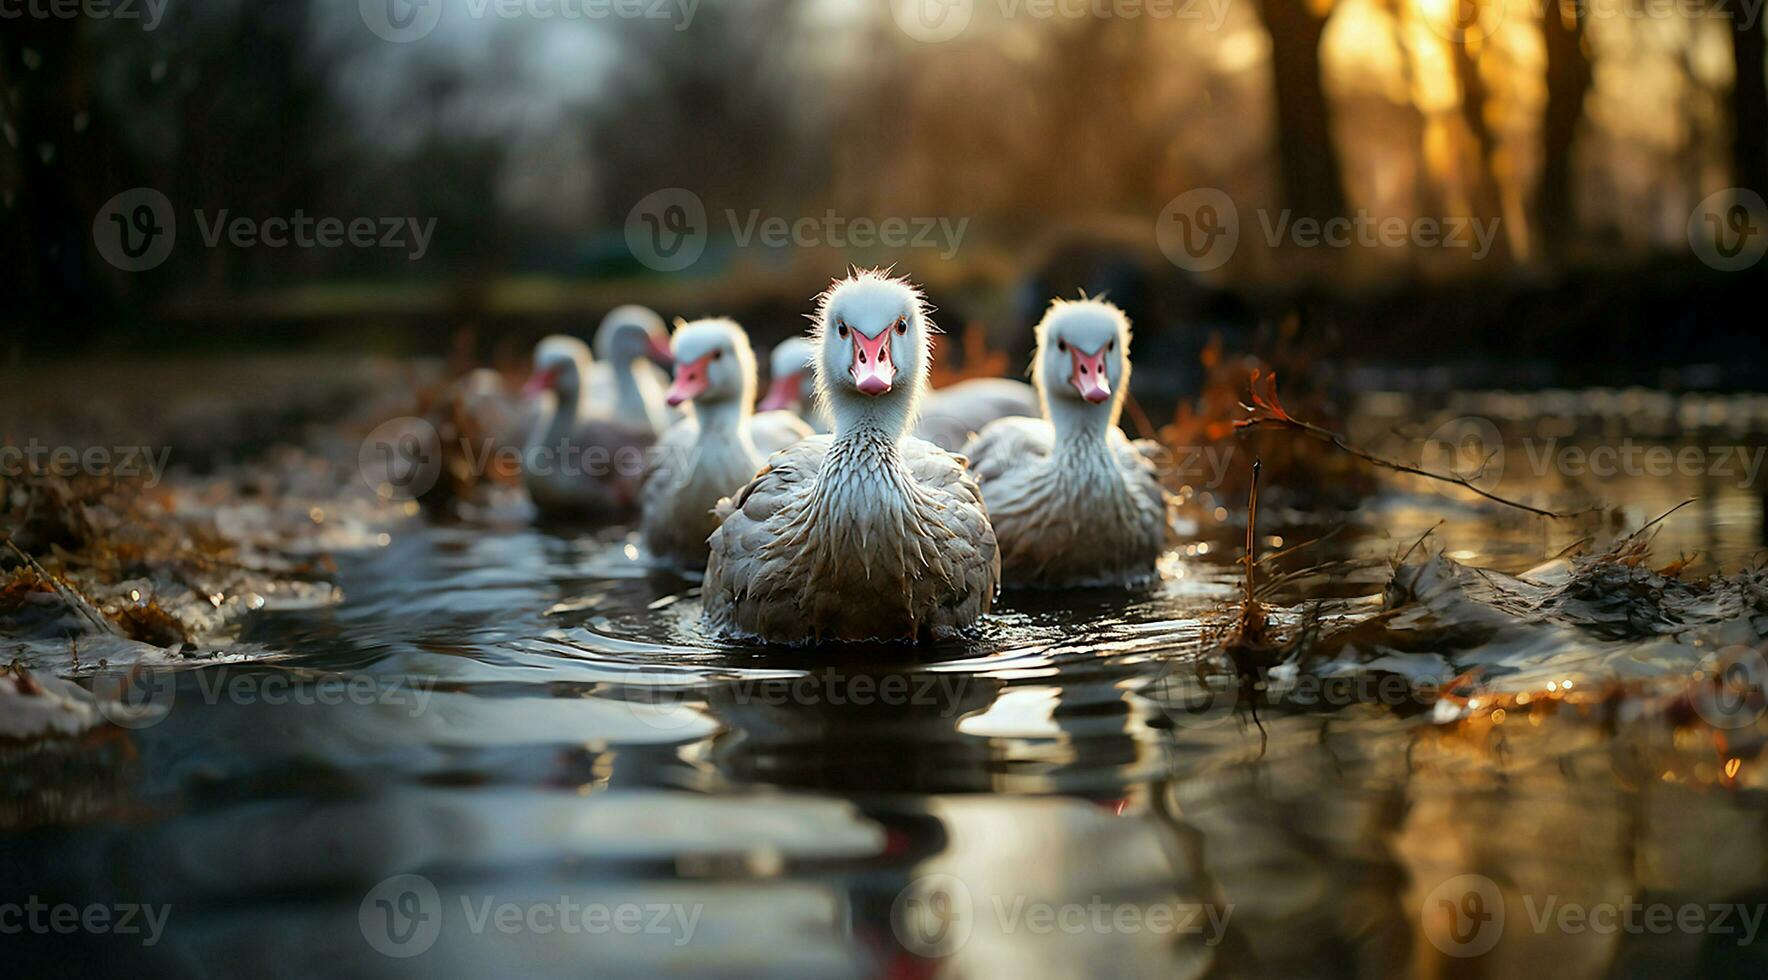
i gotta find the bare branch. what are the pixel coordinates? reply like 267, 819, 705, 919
1235, 370, 1597, 520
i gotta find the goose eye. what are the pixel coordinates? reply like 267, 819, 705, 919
711, 349, 723, 361
837, 321, 849, 339
1057, 340, 1068, 353
894, 317, 908, 336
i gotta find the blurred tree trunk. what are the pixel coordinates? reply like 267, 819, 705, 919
1256, 0, 1348, 224
1390, 3, 1439, 273
1539, 0, 1591, 261
1451, 39, 1512, 263
1733, 12, 1768, 197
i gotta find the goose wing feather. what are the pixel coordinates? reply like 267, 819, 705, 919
1117, 433, 1176, 544
899, 437, 1000, 626
961, 416, 1052, 486
638, 417, 700, 518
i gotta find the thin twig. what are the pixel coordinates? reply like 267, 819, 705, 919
1256, 525, 1344, 568
1243, 459, 1260, 609
3, 535, 119, 636
1623, 498, 1696, 543
1255, 414, 1580, 517
1546, 536, 1594, 562
1254, 557, 1390, 599
1397, 520, 1445, 566
1236, 370, 1594, 520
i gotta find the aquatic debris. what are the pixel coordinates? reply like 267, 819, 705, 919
1384, 521, 1766, 648
1306, 520, 1768, 774
110, 599, 187, 648
1222, 459, 1275, 661
1155, 459, 1385, 741
1180, 459, 1284, 749
2, 557, 115, 638
406, 364, 529, 515
1163, 496, 1767, 763
1, 461, 355, 666
0, 663, 164, 739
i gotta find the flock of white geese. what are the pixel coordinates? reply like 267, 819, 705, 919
521, 269, 1174, 645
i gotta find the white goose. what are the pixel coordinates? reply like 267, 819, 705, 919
522, 335, 654, 518
758, 337, 829, 431
962, 298, 1171, 588
641, 318, 812, 571
760, 337, 1038, 450
588, 304, 676, 435
704, 271, 1000, 643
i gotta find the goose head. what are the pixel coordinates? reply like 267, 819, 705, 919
665, 318, 756, 410
812, 270, 933, 437
758, 336, 816, 413
1035, 298, 1131, 423
524, 334, 593, 405
594, 304, 675, 371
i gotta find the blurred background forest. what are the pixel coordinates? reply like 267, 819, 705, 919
2, 0, 1765, 386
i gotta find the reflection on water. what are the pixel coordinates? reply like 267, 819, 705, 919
4, 433, 1767, 978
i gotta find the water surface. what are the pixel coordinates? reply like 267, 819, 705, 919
6, 418, 1768, 979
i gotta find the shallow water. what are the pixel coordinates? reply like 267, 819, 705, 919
6, 421, 1768, 977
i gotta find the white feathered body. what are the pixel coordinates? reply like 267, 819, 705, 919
641, 409, 810, 571
965, 417, 1169, 587
703, 431, 999, 643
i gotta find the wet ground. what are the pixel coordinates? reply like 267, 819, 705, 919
4, 382, 1768, 979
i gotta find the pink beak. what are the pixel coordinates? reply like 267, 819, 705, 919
1069, 345, 1112, 404
666, 352, 713, 407
522, 366, 559, 398
646, 334, 675, 369
850, 330, 895, 396
758, 373, 801, 412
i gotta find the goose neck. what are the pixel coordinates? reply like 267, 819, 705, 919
1048, 397, 1119, 454
615, 360, 667, 433
538, 383, 585, 446
693, 397, 756, 456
